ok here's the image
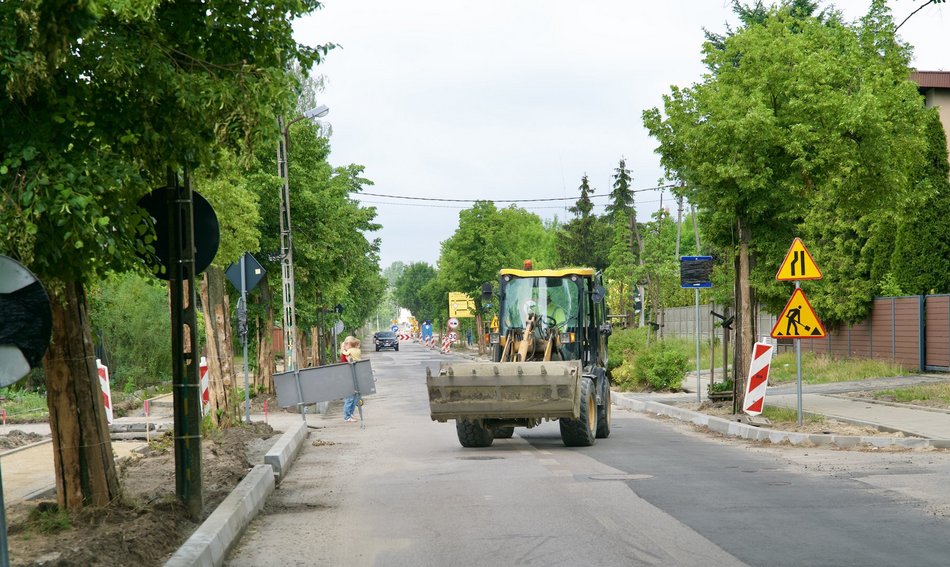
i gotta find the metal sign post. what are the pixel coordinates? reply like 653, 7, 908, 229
773, 238, 825, 426
226, 252, 266, 425
681, 256, 714, 403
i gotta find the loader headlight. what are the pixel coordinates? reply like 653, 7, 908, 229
489, 332, 500, 345
559, 332, 574, 344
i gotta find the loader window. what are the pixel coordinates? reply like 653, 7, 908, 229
501, 277, 579, 336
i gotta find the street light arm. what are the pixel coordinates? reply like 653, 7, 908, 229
285, 105, 330, 131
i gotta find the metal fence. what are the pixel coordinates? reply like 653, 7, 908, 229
660, 295, 950, 372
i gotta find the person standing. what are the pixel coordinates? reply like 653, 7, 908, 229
340, 336, 362, 422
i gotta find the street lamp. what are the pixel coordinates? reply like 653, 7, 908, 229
276, 105, 329, 374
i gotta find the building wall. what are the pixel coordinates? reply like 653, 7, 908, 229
922, 88, 950, 163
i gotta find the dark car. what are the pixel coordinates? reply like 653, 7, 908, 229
375, 331, 399, 351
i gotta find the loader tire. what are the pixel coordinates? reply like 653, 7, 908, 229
596, 387, 611, 439
559, 376, 596, 447
456, 420, 494, 448
493, 426, 514, 439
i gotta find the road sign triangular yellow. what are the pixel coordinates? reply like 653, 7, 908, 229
776, 238, 822, 281
771, 288, 826, 339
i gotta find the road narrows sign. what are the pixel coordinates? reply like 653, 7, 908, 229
771, 288, 826, 339
776, 238, 823, 281
743, 342, 774, 416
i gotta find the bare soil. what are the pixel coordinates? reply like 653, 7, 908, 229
0, 430, 45, 451
685, 400, 913, 437
5, 421, 278, 567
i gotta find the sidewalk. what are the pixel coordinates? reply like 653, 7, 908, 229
614, 370, 950, 448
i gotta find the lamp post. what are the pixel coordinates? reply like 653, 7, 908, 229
276, 105, 329, 374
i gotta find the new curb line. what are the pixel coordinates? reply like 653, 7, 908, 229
613, 395, 950, 449
164, 421, 309, 566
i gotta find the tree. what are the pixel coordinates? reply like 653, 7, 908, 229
557, 175, 610, 270
605, 159, 634, 221
604, 159, 638, 323
395, 262, 439, 324
643, 1, 928, 384
889, 112, 950, 294
438, 201, 556, 351
1, 0, 328, 509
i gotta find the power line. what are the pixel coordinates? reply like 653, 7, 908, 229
358, 197, 671, 211
357, 184, 677, 204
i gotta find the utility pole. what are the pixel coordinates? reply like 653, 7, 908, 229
277, 116, 299, 374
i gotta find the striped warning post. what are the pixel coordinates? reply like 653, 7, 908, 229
742, 342, 774, 416
96, 359, 114, 425
199, 356, 210, 416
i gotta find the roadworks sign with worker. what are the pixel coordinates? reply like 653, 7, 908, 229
771, 288, 826, 339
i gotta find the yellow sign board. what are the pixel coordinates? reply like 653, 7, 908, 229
490, 315, 499, 331
448, 292, 476, 318
771, 288, 826, 339
776, 238, 823, 281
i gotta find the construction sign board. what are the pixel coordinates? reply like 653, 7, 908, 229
771, 288, 826, 339
776, 238, 823, 281
448, 292, 476, 318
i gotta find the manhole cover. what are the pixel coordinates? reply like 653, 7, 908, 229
457, 456, 504, 461
588, 474, 653, 481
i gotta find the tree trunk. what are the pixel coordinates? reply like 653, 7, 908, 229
44, 280, 119, 509
254, 275, 275, 393
735, 218, 754, 411
200, 268, 235, 427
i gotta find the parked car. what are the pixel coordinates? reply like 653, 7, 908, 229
375, 331, 399, 351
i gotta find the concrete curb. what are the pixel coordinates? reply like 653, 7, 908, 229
264, 421, 308, 482
164, 464, 275, 567
164, 422, 310, 566
613, 395, 950, 449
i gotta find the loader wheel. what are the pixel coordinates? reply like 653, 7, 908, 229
493, 426, 514, 439
456, 420, 494, 448
559, 376, 596, 447
596, 387, 611, 439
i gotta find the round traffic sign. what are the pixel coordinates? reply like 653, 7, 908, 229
391, 324, 399, 333
0, 256, 52, 387
448, 318, 459, 329
138, 187, 220, 280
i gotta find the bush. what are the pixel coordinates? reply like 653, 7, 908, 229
633, 341, 689, 391
606, 327, 649, 374
88, 272, 173, 391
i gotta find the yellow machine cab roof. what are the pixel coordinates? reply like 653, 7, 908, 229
499, 267, 595, 278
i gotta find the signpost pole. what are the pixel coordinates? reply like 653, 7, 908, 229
795, 280, 803, 426
695, 288, 701, 403
241, 253, 251, 424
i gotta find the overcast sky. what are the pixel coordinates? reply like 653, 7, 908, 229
293, 1, 948, 270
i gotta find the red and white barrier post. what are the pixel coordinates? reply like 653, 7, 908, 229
742, 342, 775, 416
96, 359, 114, 425
199, 356, 210, 416
1, 408, 6, 426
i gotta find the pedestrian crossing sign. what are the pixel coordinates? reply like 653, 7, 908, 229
776, 238, 823, 281
771, 288, 826, 339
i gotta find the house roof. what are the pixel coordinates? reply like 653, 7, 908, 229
911, 71, 950, 89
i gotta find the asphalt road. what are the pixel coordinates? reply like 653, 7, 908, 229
225, 341, 950, 567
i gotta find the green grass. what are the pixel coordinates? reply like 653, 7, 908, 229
761, 405, 824, 425
660, 336, 734, 371
871, 383, 950, 407
0, 388, 48, 423
767, 352, 907, 385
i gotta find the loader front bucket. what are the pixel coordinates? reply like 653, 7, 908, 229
426, 360, 582, 422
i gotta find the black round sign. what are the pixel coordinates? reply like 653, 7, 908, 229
0, 256, 53, 387
138, 187, 220, 280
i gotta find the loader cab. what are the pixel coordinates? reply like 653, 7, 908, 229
496, 267, 606, 363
